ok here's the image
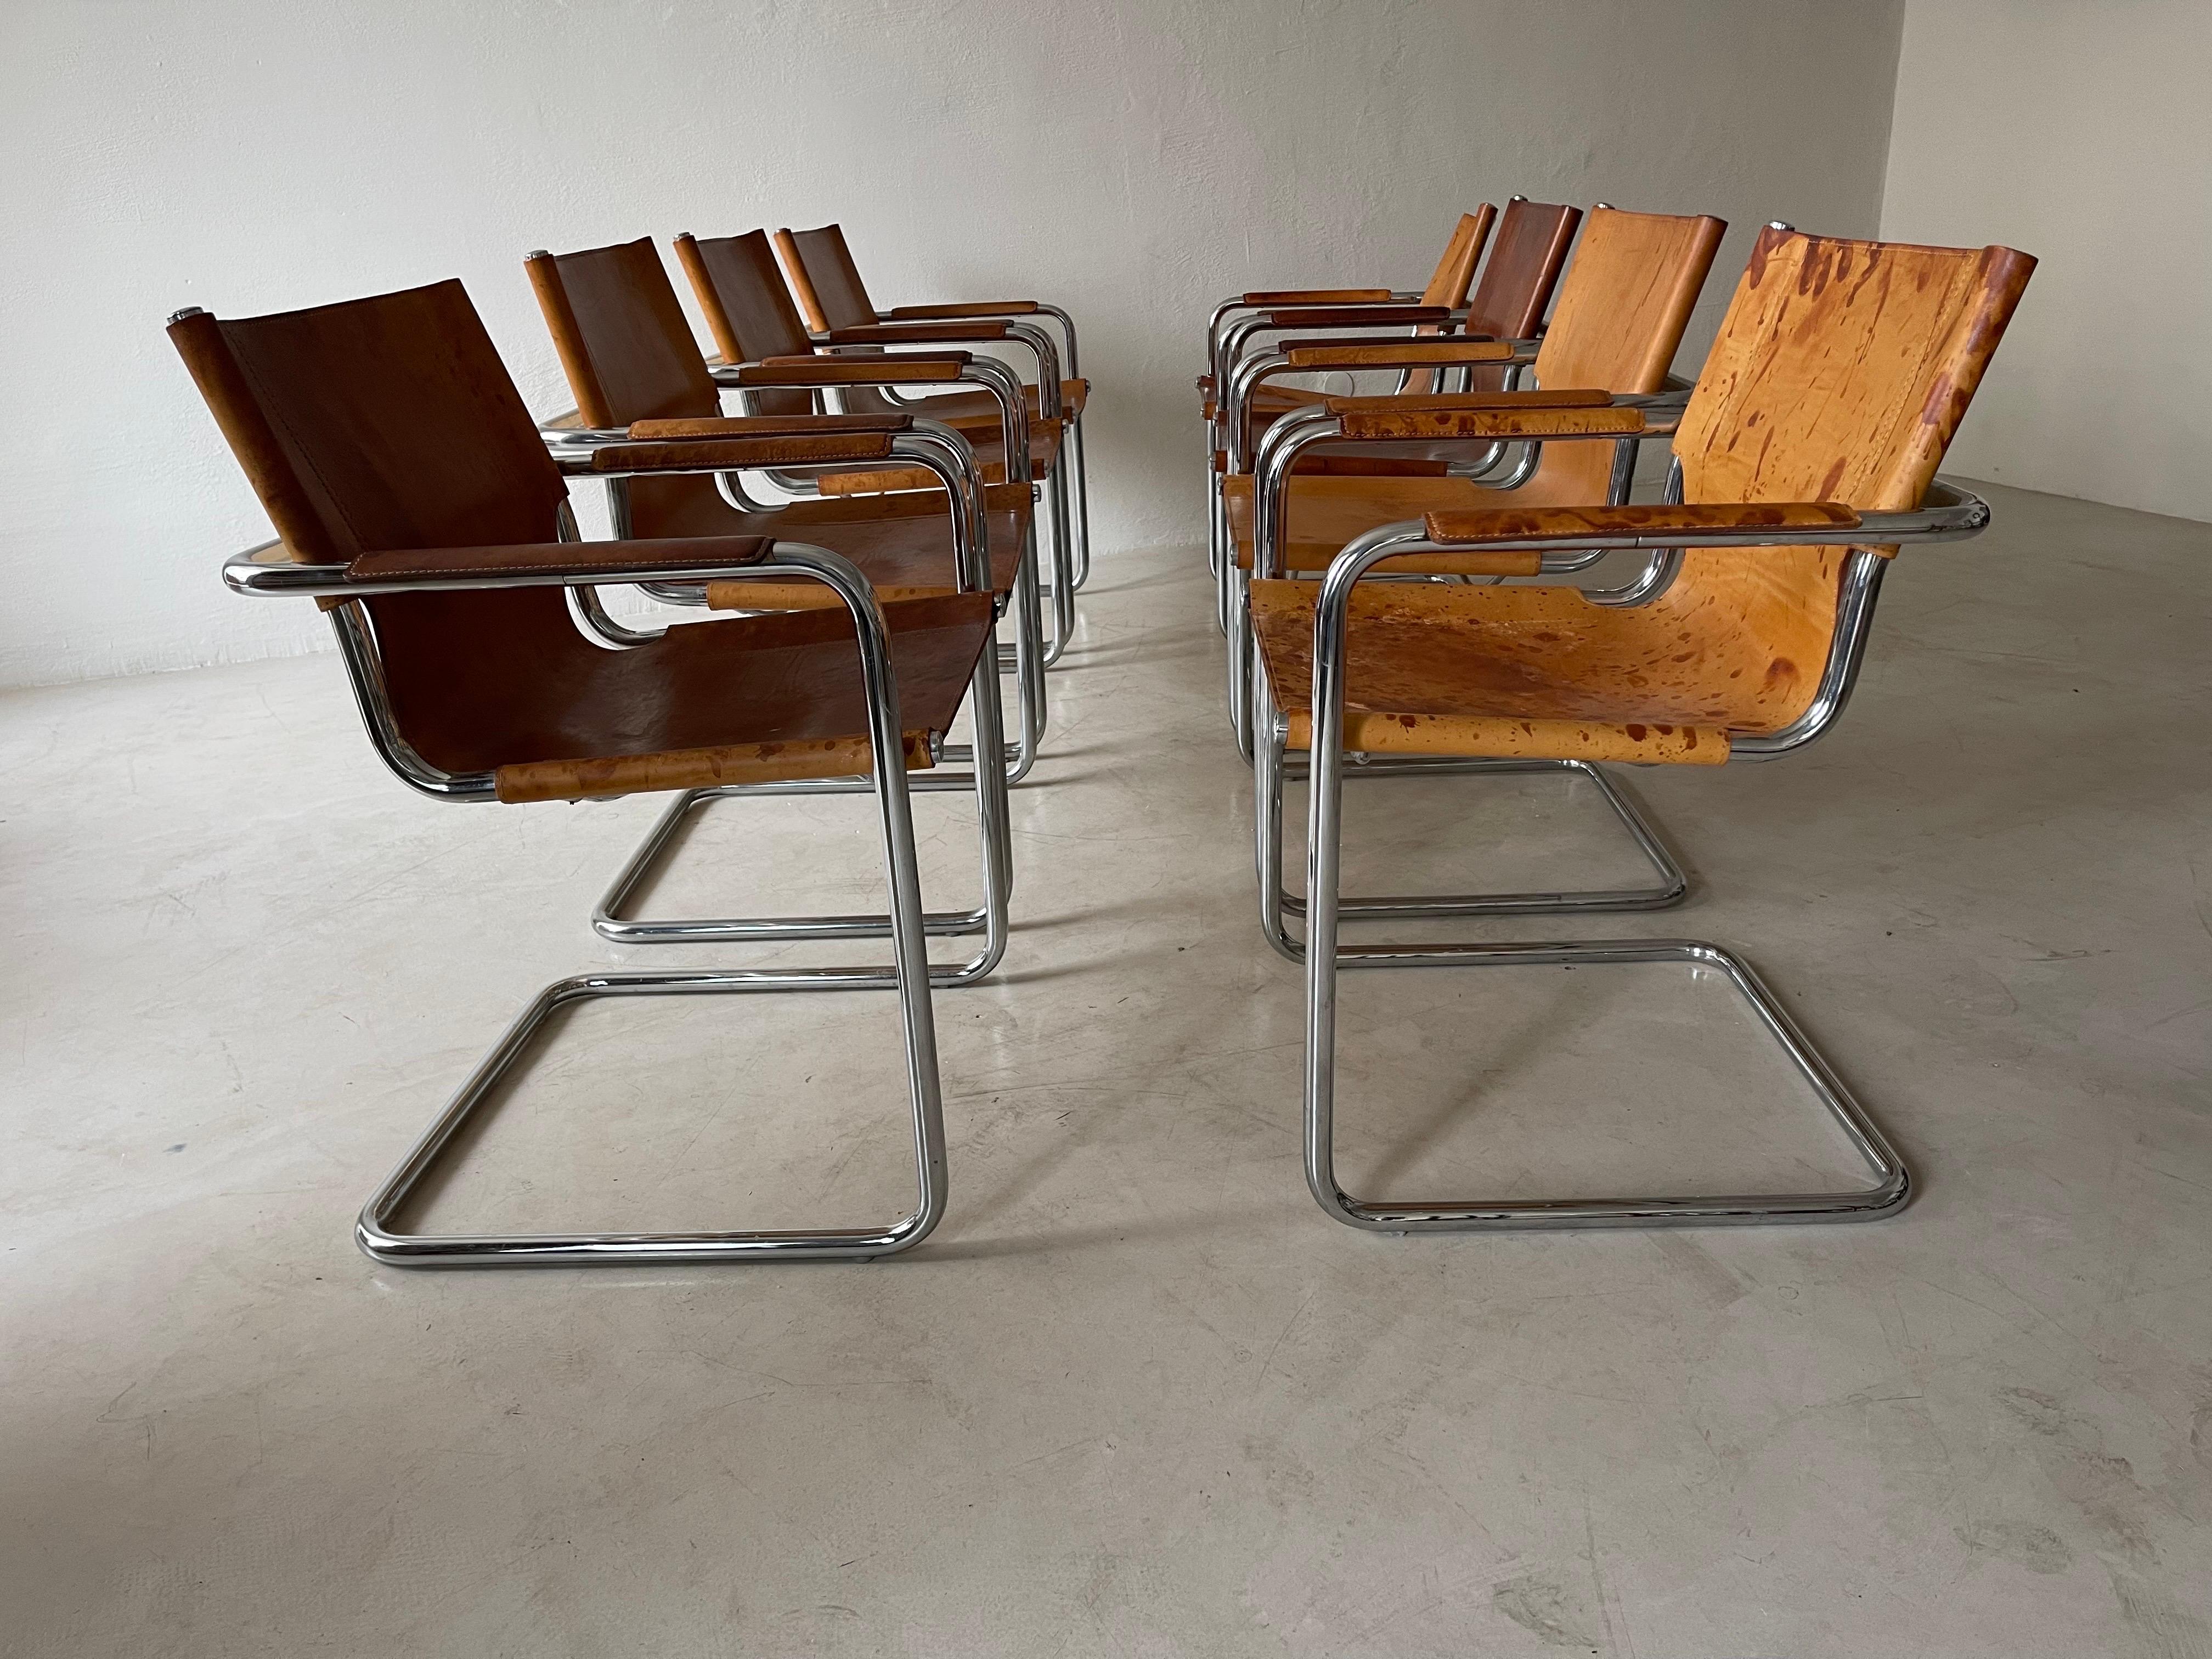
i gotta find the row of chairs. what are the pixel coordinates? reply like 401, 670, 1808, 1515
1209, 201, 2035, 1232
173, 224, 1089, 1266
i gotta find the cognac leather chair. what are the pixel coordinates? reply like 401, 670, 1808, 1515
1249, 226, 2034, 1234
1223, 206, 1727, 758
171, 277, 1007, 1267
679, 228, 1084, 662
1198, 205, 1494, 443
1204, 198, 1581, 625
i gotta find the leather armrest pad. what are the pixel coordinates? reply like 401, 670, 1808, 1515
628, 414, 909, 439
1422, 503, 1862, 545
740, 357, 970, 385
822, 322, 1010, 343
1242, 288, 1394, 304
593, 433, 900, 470
1282, 339, 1517, 369
347, 536, 774, 583
1329, 390, 1643, 441
1324, 389, 1615, 415
884, 300, 1040, 319
1261, 306, 1450, 328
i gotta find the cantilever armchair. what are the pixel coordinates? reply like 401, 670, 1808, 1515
1205, 198, 1582, 620
1198, 205, 1494, 451
1251, 226, 2035, 1233
1224, 206, 1728, 768
679, 228, 1084, 662
771, 222, 1094, 625
526, 236, 1042, 945
170, 278, 1006, 1267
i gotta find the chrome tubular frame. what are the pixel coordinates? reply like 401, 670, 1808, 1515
538, 427, 1018, 966
696, 364, 1052, 778
227, 541, 956, 1266
819, 322, 1082, 662
1291, 485, 1993, 1233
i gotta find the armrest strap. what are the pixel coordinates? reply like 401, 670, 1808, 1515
627, 414, 909, 439
1242, 288, 1394, 304
1282, 339, 1517, 369
884, 300, 1040, 319
1331, 393, 1643, 441
1261, 305, 1450, 328
737, 357, 972, 386
1324, 389, 1614, 414
347, 536, 774, 584
1423, 503, 1861, 545
821, 322, 1010, 344
590, 433, 901, 471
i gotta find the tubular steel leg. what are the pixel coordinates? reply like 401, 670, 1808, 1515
360, 590, 952, 1266
1067, 416, 1093, 590
1300, 624, 1909, 1236
594, 644, 1013, 984
1039, 461, 1077, 665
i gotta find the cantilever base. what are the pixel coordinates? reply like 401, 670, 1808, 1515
356, 967, 949, 1267
1305, 937, 1911, 1233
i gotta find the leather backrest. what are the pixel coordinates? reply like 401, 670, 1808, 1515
527, 239, 719, 428
676, 230, 817, 362
1406, 207, 1497, 396
167, 281, 598, 774
1524, 206, 1725, 500
672, 230, 821, 420
1419, 210, 1494, 309
1647, 228, 2034, 736
777, 224, 877, 333
1678, 228, 2035, 511
1465, 199, 1581, 341
169, 280, 565, 559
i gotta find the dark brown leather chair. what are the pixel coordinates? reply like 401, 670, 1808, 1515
764, 224, 1092, 646
523, 235, 1036, 946
170, 276, 1003, 1268
672, 229, 1088, 668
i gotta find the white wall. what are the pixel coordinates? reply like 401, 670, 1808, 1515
1881, 0, 2212, 522
0, 0, 1906, 687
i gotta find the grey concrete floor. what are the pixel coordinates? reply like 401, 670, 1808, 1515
3, 481, 2208, 1657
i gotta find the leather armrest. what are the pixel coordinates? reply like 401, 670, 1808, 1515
820, 322, 1010, 344
1242, 288, 1395, 304
736, 357, 971, 386
588, 433, 902, 471
347, 536, 774, 584
1281, 339, 1518, 370
627, 414, 909, 440
1260, 305, 1451, 329
883, 301, 1040, 319
1324, 389, 1641, 441
1422, 503, 1861, 545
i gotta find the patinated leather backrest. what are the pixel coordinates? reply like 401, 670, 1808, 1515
1525, 206, 1726, 500
527, 239, 721, 429
673, 230, 822, 420
167, 282, 594, 773
1654, 227, 2035, 733
1419, 209, 1493, 309
527, 239, 743, 538
1404, 208, 1496, 395
675, 230, 818, 363
776, 224, 876, 334
1678, 228, 2034, 512
169, 280, 566, 560
1464, 198, 1581, 342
